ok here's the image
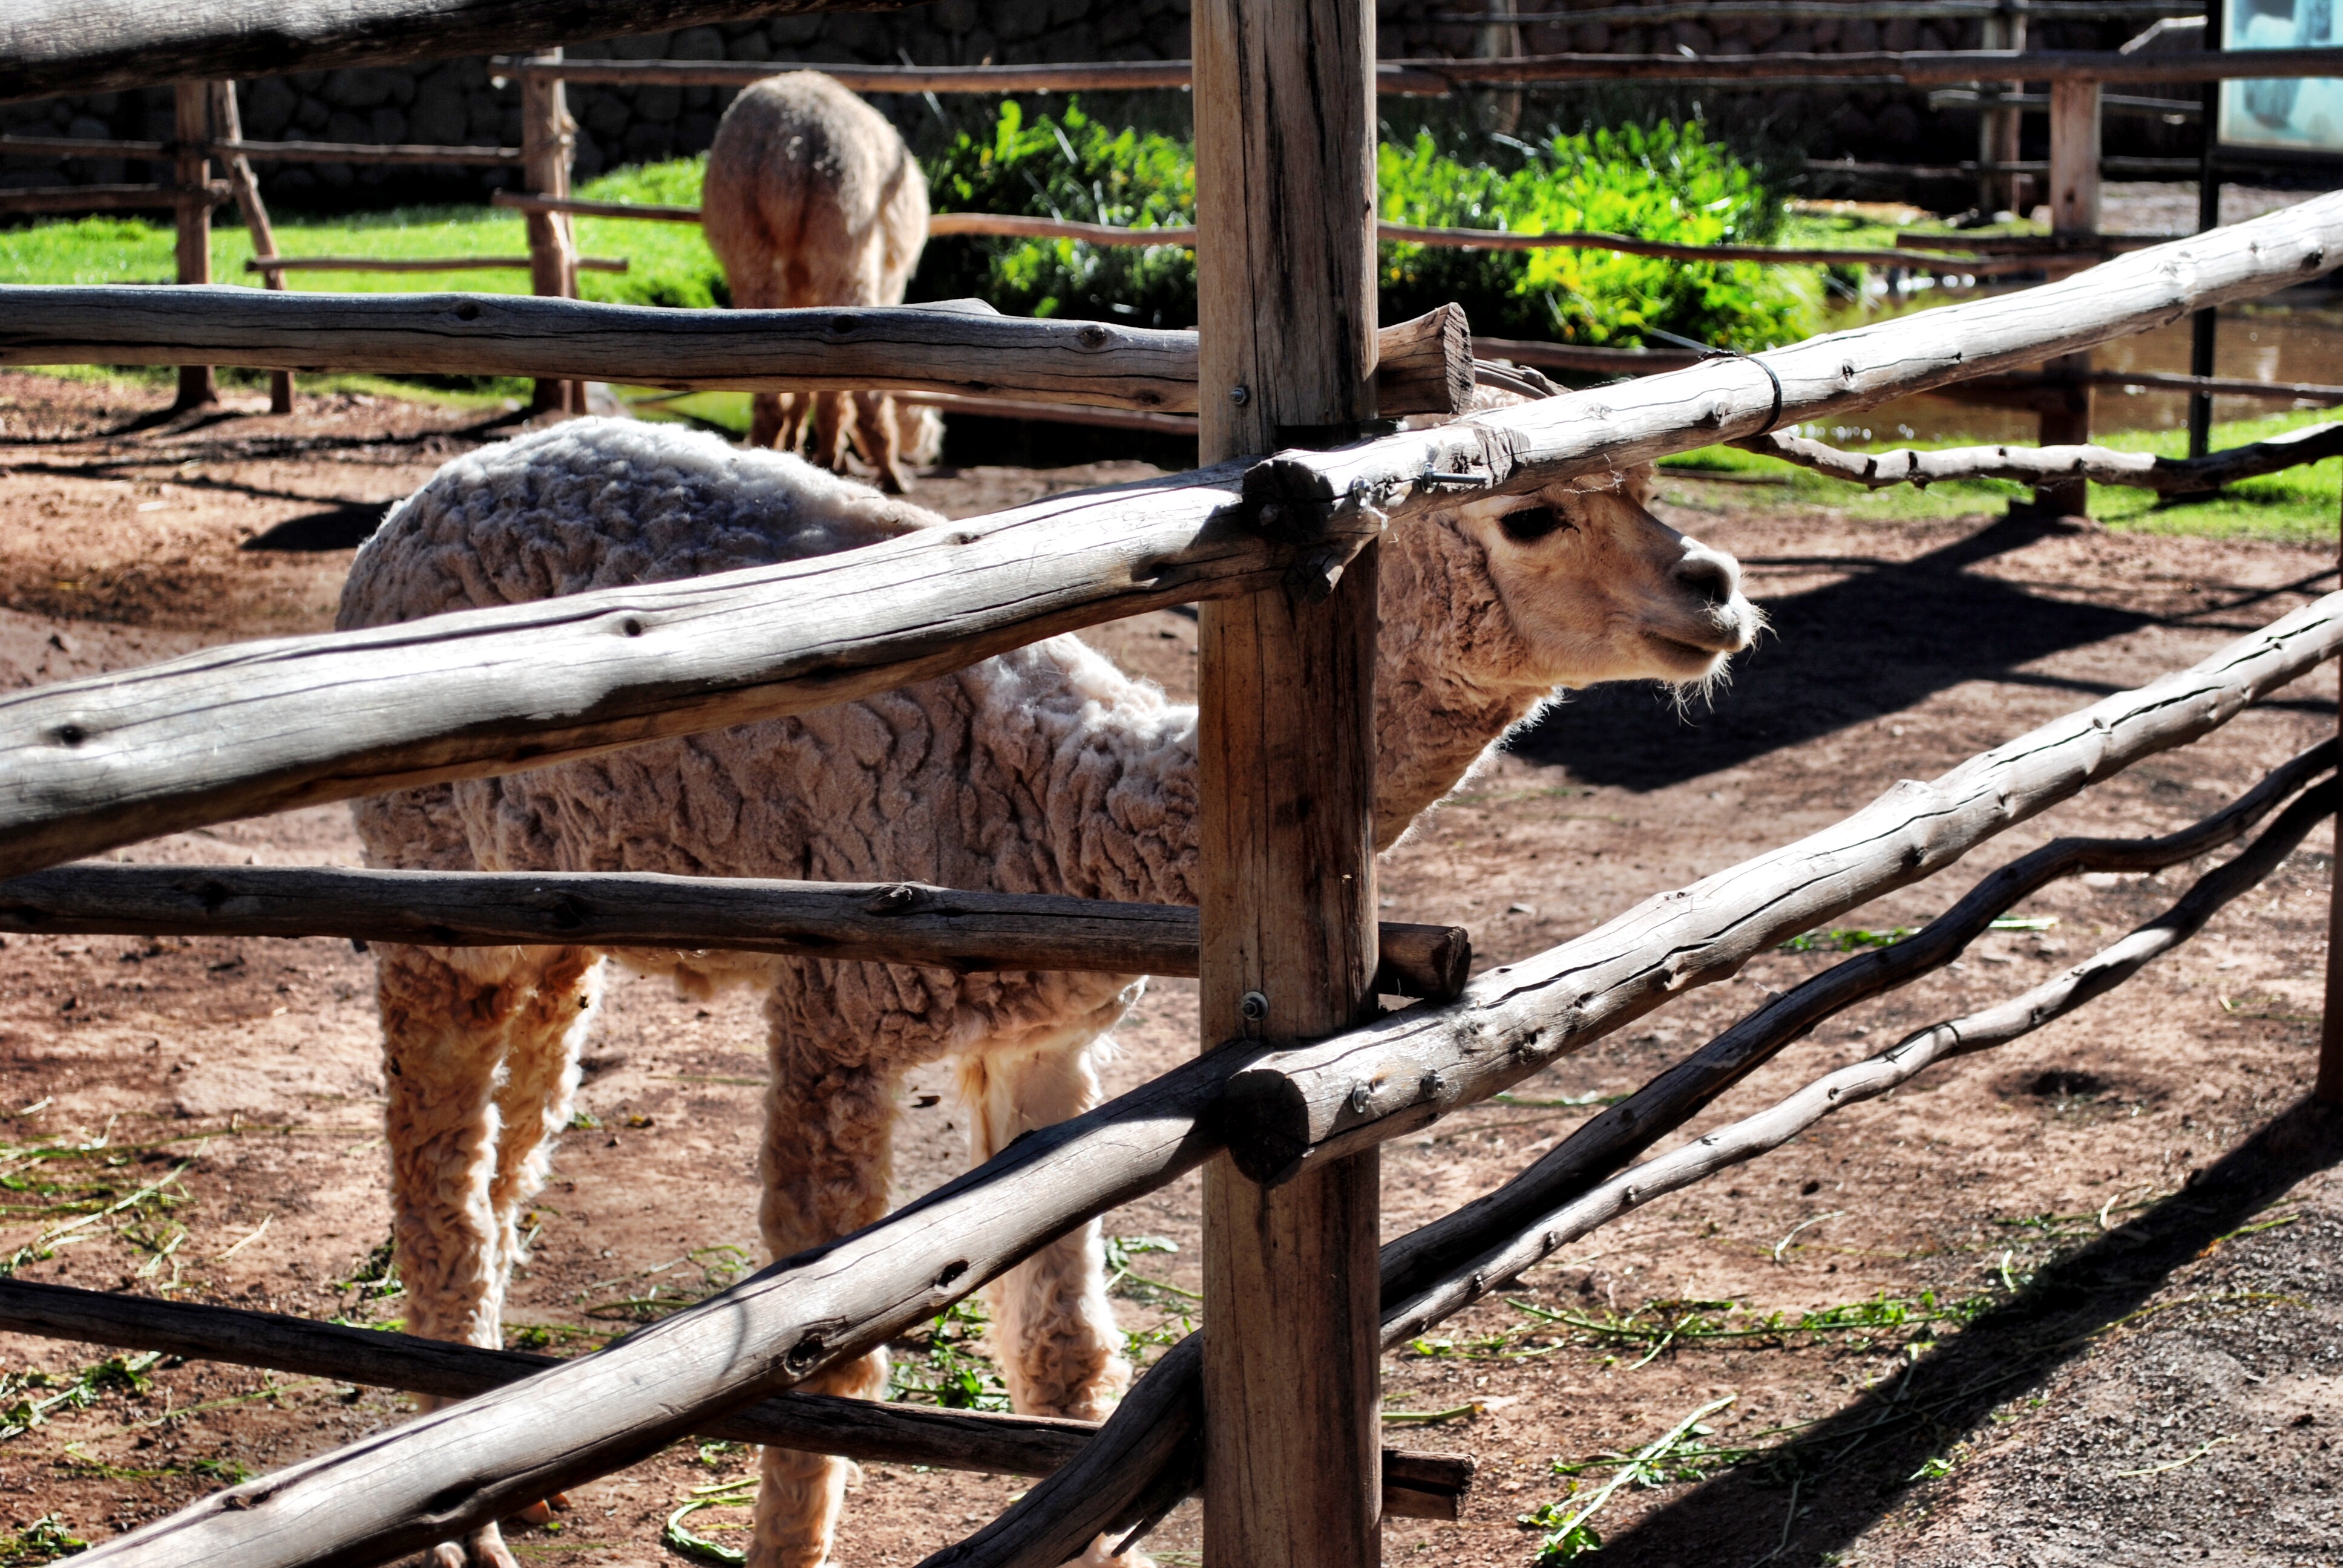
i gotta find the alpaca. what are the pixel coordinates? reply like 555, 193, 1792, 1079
703, 71, 938, 493
337, 418, 1759, 1568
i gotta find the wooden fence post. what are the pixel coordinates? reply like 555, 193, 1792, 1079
171, 82, 216, 411
2036, 76, 2102, 518
1979, 7, 2027, 216
2324, 507, 2343, 1108
1193, 0, 1384, 1563
521, 49, 580, 416
208, 81, 292, 414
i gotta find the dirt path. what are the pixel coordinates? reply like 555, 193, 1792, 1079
0, 371, 2335, 1568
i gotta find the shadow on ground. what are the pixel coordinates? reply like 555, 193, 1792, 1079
1587, 1097, 2343, 1568
1512, 515, 2155, 789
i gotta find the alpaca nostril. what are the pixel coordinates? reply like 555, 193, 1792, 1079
1676, 553, 1735, 607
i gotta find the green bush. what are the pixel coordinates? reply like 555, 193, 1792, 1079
1375, 122, 1820, 348
910, 100, 1199, 328
908, 105, 1819, 348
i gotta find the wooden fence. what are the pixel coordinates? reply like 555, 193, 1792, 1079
4, 12, 2343, 1568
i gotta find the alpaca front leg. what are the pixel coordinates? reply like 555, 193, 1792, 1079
956, 1037, 1130, 1421
848, 391, 916, 494
749, 999, 899, 1568
375, 944, 526, 1568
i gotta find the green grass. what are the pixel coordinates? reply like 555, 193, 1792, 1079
1656, 405, 2343, 543
0, 160, 730, 309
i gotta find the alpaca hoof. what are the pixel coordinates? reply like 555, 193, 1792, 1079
429, 1523, 521, 1568
511, 1491, 571, 1526
877, 461, 917, 495
1066, 1534, 1153, 1568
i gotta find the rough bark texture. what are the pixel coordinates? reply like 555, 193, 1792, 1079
0, 863, 1472, 999
1743, 422, 2343, 494
1216, 593, 2343, 1182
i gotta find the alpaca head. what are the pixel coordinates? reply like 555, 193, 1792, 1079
1450, 466, 1760, 692
1369, 464, 1761, 842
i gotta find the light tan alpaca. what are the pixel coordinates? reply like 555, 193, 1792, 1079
336, 419, 1758, 1568
703, 71, 935, 493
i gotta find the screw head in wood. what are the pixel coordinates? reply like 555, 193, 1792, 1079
1347, 1083, 1373, 1115
1230, 384, 1251, 407
1239, 990, 1269, 1022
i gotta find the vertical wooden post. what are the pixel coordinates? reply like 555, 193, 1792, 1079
2322, 511, 2343, 1108
1193, 0, 1383, 1564
2036, 76, 2101, 518
2189, 73, 2223, 461
171, 82, 217, 411
209, 81, 293, 414
522, 50, 581, 416
1978, 8, 2026, 216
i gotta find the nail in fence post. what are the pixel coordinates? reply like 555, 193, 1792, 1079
1193, 0, 1384, 1560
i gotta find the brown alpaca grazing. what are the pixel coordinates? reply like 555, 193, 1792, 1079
339, 420, 1761, 1568
703, 71, 936, 492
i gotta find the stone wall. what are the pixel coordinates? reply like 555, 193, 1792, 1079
0, 1, 2168, 209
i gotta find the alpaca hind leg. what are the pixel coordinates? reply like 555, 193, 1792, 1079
777, 393, 813, 456
750, 393, 788, 451
747, 996, 900, 1568
955, 1034, 1130, 1422
848, 391, 916, 494
810, 391, 856, 476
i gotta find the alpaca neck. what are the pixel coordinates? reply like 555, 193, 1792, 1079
1369, 521, 1552, 851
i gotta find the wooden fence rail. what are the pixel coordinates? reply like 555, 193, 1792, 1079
0, 206, 2333, 884
0, 289, 1467, 418
1244, 189, 2343, 534
0, 864, 1472, 999
65, 596, 2343, 1568
943, 743, 2340, 1568
0, 1278, 1476, 1519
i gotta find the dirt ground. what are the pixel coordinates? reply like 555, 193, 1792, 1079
0, 369, 2335, 1568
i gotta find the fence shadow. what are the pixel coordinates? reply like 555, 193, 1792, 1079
1585, 1097, 2343, 1568
1509, 514, 2152, 789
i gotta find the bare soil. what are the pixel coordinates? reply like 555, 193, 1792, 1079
0, 370, 2335, 1568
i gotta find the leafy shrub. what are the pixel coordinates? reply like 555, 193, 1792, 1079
1376, 122, 1820, 348
908, 105, 1819, 348
910, 99, 1199, 328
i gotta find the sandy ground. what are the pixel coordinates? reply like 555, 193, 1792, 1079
0, 370, 2335, 1568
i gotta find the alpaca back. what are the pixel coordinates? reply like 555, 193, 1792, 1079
338, 420, 1199, 909
702, 72, 929, 311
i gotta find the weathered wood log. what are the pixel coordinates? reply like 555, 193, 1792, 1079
171, 83, 217, 414
1429, 3, 2201, 22
72, 1034, 1257, 1568
0, 289, 1471, 419
0, 1278, 1472, 1519
208, 82, 295, 416
69, 603, 2327, 1568
1193, 1, 1386, 1565
1985, 368, 2343, 403
1392, 47, 2343, 87
0, 134, 169, 158
1387, 774, 2342, 1339
1742, 422, 2343, 494
0, 288, 1202, 408
0, 459, 1343, 880
0, 184, 225, 214
928, 213, 1197, 246
244, 255, 629, 274
0, 0, 929, 105
0, 863, 1471, 1000
929, 739, 2337, 1568
1242, 191, 2343, 534
492, 56, 1204, 93
1375, 221, 2036, 272
211, 138, 519, 165
1473, 336, 1705, 375
1214, 592, 2343, 1184
491, 189, 703, 222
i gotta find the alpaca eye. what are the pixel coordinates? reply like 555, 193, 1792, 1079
1498, 506, 1574, 544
